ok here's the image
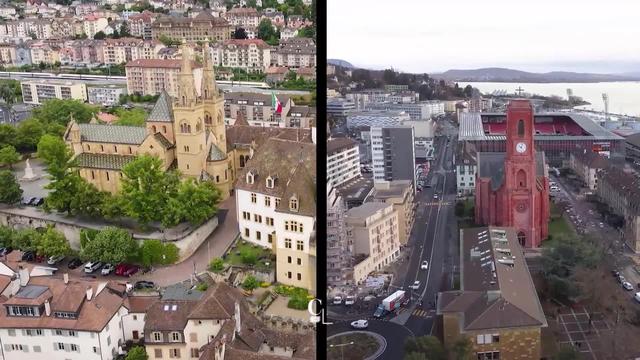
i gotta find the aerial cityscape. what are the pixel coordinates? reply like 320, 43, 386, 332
0, 0, 317, 359
326, 0, 640, 359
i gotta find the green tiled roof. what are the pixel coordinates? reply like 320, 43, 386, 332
76, 153, 136, 170
207, 143, 226, 161
147, 91, 174, 123
153, 132, 174, 149
78, 124, 147, 145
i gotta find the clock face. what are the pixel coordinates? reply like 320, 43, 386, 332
516, 142, 527, 153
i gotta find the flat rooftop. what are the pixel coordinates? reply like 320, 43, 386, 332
369, 180, 412, 199
335, 176, 374, 206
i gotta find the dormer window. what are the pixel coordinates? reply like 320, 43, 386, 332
266, 176, 275, 189
170, 331, 181, 342
246, 171, 255, 184
289, 196, 298, 212
152, 332, 162, 342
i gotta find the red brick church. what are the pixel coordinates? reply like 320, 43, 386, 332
474, 100, 550, 248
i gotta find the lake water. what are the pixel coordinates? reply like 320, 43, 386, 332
460, 81, 640, 116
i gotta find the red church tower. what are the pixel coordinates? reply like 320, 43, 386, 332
474, 100, 550, 248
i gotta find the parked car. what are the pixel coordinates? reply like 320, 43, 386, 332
84, 261, 103, 273
350, 320, 368, 329
635, 292, 640, 303
32, 198, 44, 206
333, 296, 343, 305
433, 194, 439, 200
35, 254, 45, 263
67, 258, 82, 269
410, 281, 421, 290
115, 263, 127, 276
619, 275, 626, 284
21, 197, 35, 206
134, 280, 155, 290
101, 263, 115, 275
421, 261, 429, 270
0, 247, 13, 256
27, 197, 39, 206
121, 264, 139, 277
344, 296, 356, 306
47, 255, 64, 265
623, 281, 634, 291
21, 251, 35, 261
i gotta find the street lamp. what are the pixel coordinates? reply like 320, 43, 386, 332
329, 341, 354, 360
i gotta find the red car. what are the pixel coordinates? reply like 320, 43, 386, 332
114, 263, 127, 276
116, 264, 139, 277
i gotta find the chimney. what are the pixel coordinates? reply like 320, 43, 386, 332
18, 266, 29, 287
44, 299, 51, 316
63, 273, 69, 284
234, 302, 241, 335
86, 287, 93, 301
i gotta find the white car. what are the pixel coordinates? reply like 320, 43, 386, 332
623, 281, 634, 291
433, 194, 439, 200
410, 281, 420, 290
47, 255, 64, 265
421, 261, 429, 270
101, 263, 115, 275
618, 275, 626, 284
333, 296, 343, 305
344, 296, 356, 306
350, 320, 368, 329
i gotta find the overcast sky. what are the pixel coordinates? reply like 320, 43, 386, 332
328, 0, 640, 74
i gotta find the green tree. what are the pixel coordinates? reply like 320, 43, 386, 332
257, 19, 278, 44
125, 346, 148, 360
174, 179, 220, 226
43, 174, 82, 215
93, 31, 106, 40
113, 108, 148, 127
0, 145, 20, 169
140, 239, 164, 267
404, 336, 445, 360
0, 124, 17, 147
12, 228, 42, 251
0, 84, 16, 105
209, 257, 224, 273
463, 85, 474, 98
233, 27, 248, 39
0, 226, 15, 248
15, 119, 46, 152
69, 180, 107, 217
81, 227, 138, 264
240, 248, 257, 265
31, 99, 97, 127
119, 22, 131, 37
36, 134, 74, 179
0, 170, 22, 204
36, 227, 70, 257
449, 337, 473, 360
242, 275, 259, 293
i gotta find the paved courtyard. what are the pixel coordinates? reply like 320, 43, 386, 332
556, 307, 612, 360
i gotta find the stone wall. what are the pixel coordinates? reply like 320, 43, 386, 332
0, 207, 218, 262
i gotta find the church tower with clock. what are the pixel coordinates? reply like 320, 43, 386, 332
474, 100, 550, 248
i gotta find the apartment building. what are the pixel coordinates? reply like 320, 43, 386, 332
327, 137, 360, 187
437, 227, 547, 360
87, 84, 127, 106
236, 138, 316, 292
1, 19, 53, 40
59, 39, 103, 66
224, 92, 291, 127
211, 39, 271, 72
261, 9, 285, 28
102, 38, 164, 65
271, 37, 316, 68
29, 41, 61, 65
226, 7, 260, 28
370, 126, 416, 188
128, 11, 155, 39
286, 105, 316, 128
83, 15, 109, 39
280, 27, 298, 40
125, 59, 203, 97
346, 202, 400, 284
327, 183, 352, 287
456, 141, 478, 197
346, 110, 410, 129
0, 43, 16, 65
21, 80, 87, 105
151, 12, 231, 43
369, 180, 415, 245
51, 17, 85, 39
568, 150, 608, 191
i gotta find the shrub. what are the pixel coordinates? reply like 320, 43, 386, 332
195, 283, 208, 291
240, 248, 257, 265
287, 296, 308, 310
209, 258, 225, 273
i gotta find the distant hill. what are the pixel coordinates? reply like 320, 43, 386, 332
431, 67, 640, 83
328, 59, 355, 69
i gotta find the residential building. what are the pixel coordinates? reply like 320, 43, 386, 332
286, 105, 315, 128
568, 150, 609, 190
1, 19, 53, 40
384, 84, 409, 92
75, 3, 98, 16
125, 58, 203, 97
67, 44, 235, 198
261, 9, 285, 28
295, 67, 315, 81
87, 84, 128, 106
326, 98, 355, 118
370, 126, 416, 188
0, 7, 16, 18
29, 41, 61, 65
224, 92, 291, 127
327, 183, 352, 287
51, 17, 85, 39
271, 37, 315, 68
226, 7, 260, 28
236, 138, 316, 291
368, 180, 416, 245
286, 15, 312, 29
280, 27, 298, 40
102, 38, 164, 65
0, 43, 16, 65
211, 39, 271, 72
346, 110, 410, 129
128, 11, 155, 39
625, 132, 640, 164
21, 79, 87, 105
402, 119, 436, 138
595, 164, 640, 252
367, 102, 434, 120
346, 202, 400, 284
327, 137, 360, 187
437, 227, 547, 360
59, 39, 102, 66
151, 12, 231, 43
388, 91, 418, 104
455, 141, 478, 197
83, 15, 109, 39
0, 255, 152, 360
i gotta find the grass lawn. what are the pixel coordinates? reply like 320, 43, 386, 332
327, 333, 380, 360
545, 202, 576, 247
224, 241, 273, 272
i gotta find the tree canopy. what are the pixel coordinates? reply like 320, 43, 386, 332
113, 108, 148, 127
404, 336, 445, 360
125, 346, 148, 360
257, 19, 279, 46
0, 145, 20, 168
81, 227, 138, 264
0, 170, 22, 204
36, 227, 71, 257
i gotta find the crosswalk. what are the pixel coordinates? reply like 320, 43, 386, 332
412, 309, 433, 318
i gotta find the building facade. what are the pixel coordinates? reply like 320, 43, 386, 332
456, 142, 478, 197
125, 58, 203, 97
327, 137, 360, 187
371, 126, 416, 189
21, 80, 87, 105
369, 180, 415, 245
327, 183, 352, 287
271, 37, 316, 68
151, 12, 231, 43
87, 84, 127, 106
568, 150, 608, 190
211, 39, 270, 72
224, 92, 291, 127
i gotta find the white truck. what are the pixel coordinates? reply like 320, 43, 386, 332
374, 290, 407, 318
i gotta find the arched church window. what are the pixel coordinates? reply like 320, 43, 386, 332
517, 231, 526, 247
517, 169, 527, 188
187, 124, 192, 133
152, 125, 157, 133
205, 114, 212, 125
162, 126, 167, 134
240, 155, 245, 167
517, 119, 525, 137
182, 96, 186, 106
180, 123, 189, 133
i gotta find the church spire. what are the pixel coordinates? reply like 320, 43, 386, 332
201, 39, 218, 100
177, 42, 197, 107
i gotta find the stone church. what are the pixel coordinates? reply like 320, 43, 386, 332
474, 100, 550, 248
64, 43, 302, 200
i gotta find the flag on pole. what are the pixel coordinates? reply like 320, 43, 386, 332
272, 92, 282, 114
